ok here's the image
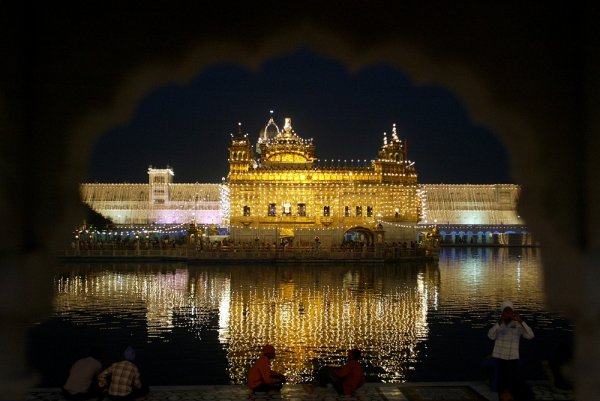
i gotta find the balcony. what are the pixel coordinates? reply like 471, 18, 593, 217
258, 216, 316, 224
320, 216, 334, 226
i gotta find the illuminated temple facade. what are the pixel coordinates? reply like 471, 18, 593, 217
228, 117, 420, 246
80, 116, 521, 245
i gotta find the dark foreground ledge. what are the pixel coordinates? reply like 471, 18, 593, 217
27, 381, 573, 401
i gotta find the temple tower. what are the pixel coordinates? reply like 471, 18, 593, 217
373, 123, 415, 183
228, 123, 255, 175
148, 166, 174, 206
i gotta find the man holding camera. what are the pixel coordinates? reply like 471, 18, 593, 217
488, 300, 535, 401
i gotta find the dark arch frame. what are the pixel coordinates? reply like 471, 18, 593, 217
2, 3, 593, 398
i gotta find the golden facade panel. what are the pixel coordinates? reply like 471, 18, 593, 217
228, 118, 419, 245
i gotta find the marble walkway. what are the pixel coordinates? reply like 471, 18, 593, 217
27, 381, 575, 401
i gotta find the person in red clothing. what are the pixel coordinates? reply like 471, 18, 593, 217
317, 349, 366, 395
247, 344, 287, 393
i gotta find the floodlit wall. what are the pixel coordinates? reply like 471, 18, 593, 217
421, 184, 521, 225
80, 183, 224, 225
81, 182, 523, 227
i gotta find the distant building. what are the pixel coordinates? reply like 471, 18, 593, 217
80, 115, 521, 246
420, 184, 521, 225
80, 166, 224, 227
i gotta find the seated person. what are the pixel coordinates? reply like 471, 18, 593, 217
62, 346, 103, 400
247, 344, 286, 393
317, 349, 366, 396
98, 346, 147, 401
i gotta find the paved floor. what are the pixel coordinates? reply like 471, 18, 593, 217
27, 381, 575, 401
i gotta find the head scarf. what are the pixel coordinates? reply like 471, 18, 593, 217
262, 344, 275, 354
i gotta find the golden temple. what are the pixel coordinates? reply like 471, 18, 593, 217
79, 114, 523, 248
228, 116, 421, 247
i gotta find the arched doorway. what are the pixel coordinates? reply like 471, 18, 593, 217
343, 226, 374, 248
279, 228, 295, 246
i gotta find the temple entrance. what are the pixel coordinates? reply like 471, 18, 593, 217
278, 228, 295, 246
342, 227, 374, 249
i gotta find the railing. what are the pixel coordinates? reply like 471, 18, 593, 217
59, 246, 433, 261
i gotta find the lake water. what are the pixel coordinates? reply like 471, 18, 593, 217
28, 247, 574, 387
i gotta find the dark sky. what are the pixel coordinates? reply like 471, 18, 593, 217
89, 48, 512, 185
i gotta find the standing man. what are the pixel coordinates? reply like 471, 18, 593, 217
488, 301, 535, 401
247, 344, 286, 393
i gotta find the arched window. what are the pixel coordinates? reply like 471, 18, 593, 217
243, 206, 251, 216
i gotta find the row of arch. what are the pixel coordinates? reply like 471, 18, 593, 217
231, 150, 250, 161
425, 230, 533, 245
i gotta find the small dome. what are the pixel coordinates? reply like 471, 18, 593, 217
261, 115, 280, 141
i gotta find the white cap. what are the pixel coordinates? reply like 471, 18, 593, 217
501, 300, 514, 311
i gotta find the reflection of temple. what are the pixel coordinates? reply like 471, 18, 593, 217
53, 264, 228, 340
222, 265, 432, 383
229, 116, 420, 246
52, 263, 435, 383
50, 250, 546, 384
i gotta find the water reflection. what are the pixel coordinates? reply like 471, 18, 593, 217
39, 247, 572, 386
222, 264, 435, 383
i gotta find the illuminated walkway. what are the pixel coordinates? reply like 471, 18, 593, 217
27, 381, 574, 400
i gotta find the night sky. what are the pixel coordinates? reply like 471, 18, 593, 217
89, 48, 512, 185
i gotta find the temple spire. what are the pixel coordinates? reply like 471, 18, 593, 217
391, 123, 400, 142
383, 132, 388, 146
284, 117, 293, 134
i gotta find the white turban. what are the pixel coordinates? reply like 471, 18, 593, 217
500, 300, 514, 311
